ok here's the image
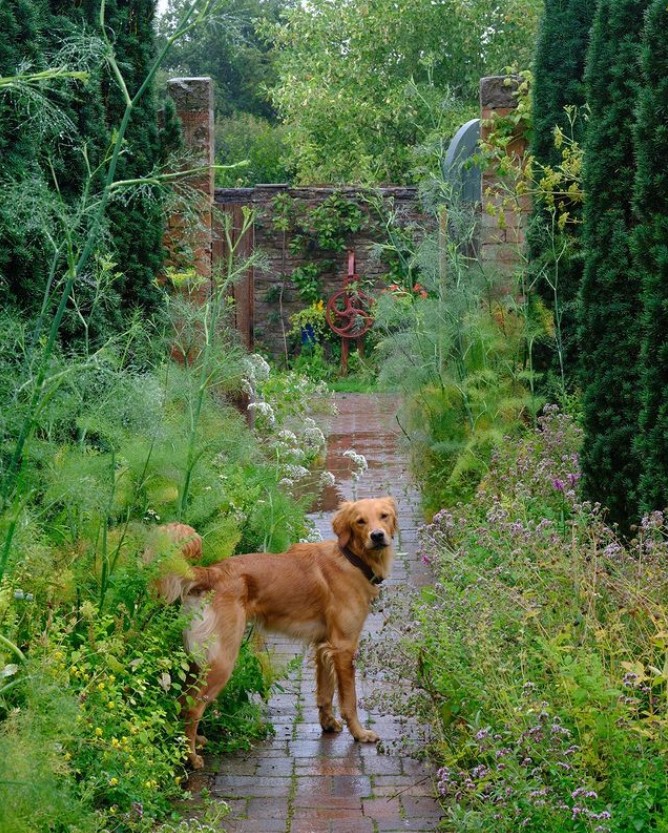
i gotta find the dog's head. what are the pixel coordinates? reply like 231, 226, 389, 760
332, 496, 398, 555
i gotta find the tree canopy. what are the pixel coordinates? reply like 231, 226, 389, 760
156, 0, 291, 119
269, 0, 542, 183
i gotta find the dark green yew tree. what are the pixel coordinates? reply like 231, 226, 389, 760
48, 0, 177, 337
633, 0, 668, 514
0, 0, 179, 344
97, 0, 171, 315
531, 0, 594, 169
0, 0, 49, 311
528, 0, 596, 391
579, 0, 649, 530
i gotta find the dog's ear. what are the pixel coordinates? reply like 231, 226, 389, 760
384, 496, 398, 537
332, 501, 353, 548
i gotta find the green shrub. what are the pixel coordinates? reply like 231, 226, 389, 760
633, 0, 668, 516
528, 0, 595, 387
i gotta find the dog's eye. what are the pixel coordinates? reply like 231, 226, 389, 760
380, 513, 389, 520
356, 518, 366, 525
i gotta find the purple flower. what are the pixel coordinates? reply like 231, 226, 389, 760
552, 478, 565, 492
551, 723, 571, 736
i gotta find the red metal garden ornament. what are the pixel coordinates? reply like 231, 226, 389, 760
325, 250, 374, 374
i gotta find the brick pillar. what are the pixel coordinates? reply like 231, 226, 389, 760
166, 77, 214, 282
479, 75, 529, 274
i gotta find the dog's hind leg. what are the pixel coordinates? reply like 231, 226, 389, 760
315, 642, 342, 733
183, 597, 247, 769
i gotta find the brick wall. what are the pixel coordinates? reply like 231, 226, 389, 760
214, 184, 430, 357
479, 75, 530, 274
166, 76, 529, 356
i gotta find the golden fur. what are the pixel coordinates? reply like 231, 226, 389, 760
153, 497, 398, 769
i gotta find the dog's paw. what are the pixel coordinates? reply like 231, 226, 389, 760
188, 752, 205, 770
354, 728, 379, 744
195, 734, 208, 749
320, 716, 343, 734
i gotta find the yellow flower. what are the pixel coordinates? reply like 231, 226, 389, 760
109, 777, 119, 786
94, 727, 103, 737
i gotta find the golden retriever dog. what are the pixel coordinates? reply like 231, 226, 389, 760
153, 496, 398, 769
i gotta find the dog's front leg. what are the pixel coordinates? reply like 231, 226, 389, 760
331, 643, 378, 743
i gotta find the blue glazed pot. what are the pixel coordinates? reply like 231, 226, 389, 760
300, 324, 317, 345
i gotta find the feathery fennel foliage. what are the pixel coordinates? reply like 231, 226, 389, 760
374, 199, 541, 512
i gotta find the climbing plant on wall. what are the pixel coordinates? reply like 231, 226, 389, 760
272, 192, 365, 303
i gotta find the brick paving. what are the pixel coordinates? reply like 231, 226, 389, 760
188, 393, 443, 832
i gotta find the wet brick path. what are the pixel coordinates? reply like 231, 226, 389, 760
189, 393, 443, 832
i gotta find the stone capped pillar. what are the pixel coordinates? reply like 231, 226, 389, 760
479, 75, 530, 273
166, 76, 214, 282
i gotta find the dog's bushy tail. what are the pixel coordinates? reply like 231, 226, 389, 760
144, 523, 213, 603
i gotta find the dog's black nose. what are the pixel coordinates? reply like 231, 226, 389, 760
370, 529, 386, 545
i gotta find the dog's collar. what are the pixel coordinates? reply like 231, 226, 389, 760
339, 546, 384, 585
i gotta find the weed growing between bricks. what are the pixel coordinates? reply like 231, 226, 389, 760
358, 585, 436, 760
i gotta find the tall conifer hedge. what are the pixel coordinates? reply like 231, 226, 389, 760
633, 0, 668, 514
0, 0, 49, 311
578, 0, 649, 530
0, 0, 178, 344
528, 0, 596, 389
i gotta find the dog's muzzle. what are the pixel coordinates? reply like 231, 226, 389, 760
370, 529, 388, 548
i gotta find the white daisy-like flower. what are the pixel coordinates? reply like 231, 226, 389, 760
319, 471, 336, 488
247, 400, 276, 426
243, 353, 271, 383
343, 449, 368, 480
